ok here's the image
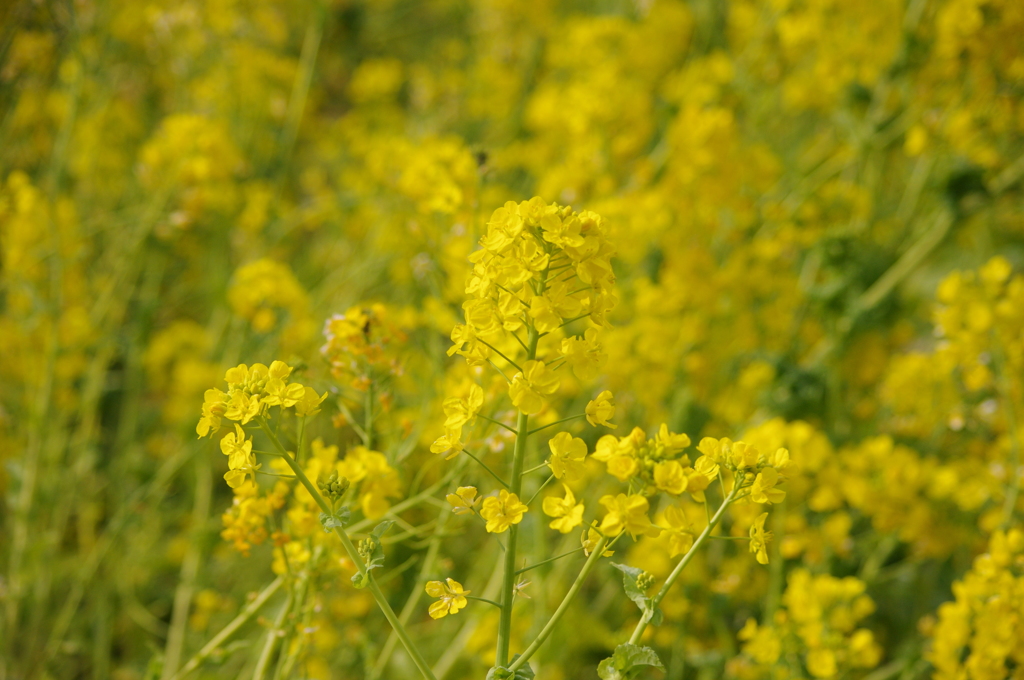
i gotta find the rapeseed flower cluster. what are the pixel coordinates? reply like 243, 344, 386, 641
4, 1, 1024, 679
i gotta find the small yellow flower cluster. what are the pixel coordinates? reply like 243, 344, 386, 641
321, 304, 409, 391
220, 481, 287, 555
197, 360, 325, 440
698, 437, 790, 504
732, 570, 881, 680
448, 197, 616, 410
227, 259, 314, 348
929, 529, 1024, 680
590, 424, 707, 499
934, 256, 1023, 393
136, 113, 243, 230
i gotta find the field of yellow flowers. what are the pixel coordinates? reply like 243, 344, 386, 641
2, 0, 1024, 679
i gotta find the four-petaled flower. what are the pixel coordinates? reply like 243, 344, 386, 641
542, 484, 585, 533
425, 578, 470, 619
480, 489, 529, 533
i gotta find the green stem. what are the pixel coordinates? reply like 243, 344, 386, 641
252, 588, 292, 680
463, 449, 510, 490
525, 474, 555, 506
167, 577, 284, 680
516, 547, 584, 575
627, 486, 739, 645
496, 327, 538, 667
467, 596, 503, 608
507, 535, 609, 673
256, 418, 437, 680
478, 339, 524, 374
478, 413, 519, 436
527, 414, 585, 436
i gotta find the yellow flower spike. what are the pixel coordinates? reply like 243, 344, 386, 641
446, 486, 479, 515
508, 360, 560, 415
585, 390, 616, 428
598, 493, 661, 539
749, 468, 786, 504
547, 431, 588, 481
479, 490, 528, 533
425, 578, 470, 619
542, 484, 585, 533
749, 512, 772, 565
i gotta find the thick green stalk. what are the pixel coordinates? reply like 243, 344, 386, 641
627, 486, 739, 645
507, 535, 609, 673
495, 327, 539, 667
256, 418, 437, 680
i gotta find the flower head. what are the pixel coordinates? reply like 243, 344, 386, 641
425, 578, 470, 619
480, 489, 528, 533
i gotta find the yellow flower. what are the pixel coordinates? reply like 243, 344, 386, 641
224, 456, 261, 489
430, 426, 464, 459
480, 490, 528, 533
197, 388, 228, 437
654, 460, 687, 495
599, 493, 661, 539
749, 512, 772, 565
581, 521, 614, 557
425, 578, 470, 619
529, 295, 562, 334
508, 360, 560, 415
224, 390, 261, 424
542, 484, 585, 533
748, 467, 786, 504
663, 505, 695, 557
442, 384, 484, 429
806, 649, 837, 678
294, 386, 328, 417
561, 328, 606, 381
547, 431, 588, 481
446, 486, 479, 515
219, 424, 253, 469
585, 390, 616, 428
262, 378, 305, 407
731, 441, 759, 470
606, 454, 639, 481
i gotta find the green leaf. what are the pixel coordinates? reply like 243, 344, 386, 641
318, 507, 350, 532
485, 656, 534, 680
371, 520, 395, 539
350, 571, 369, 589
597, 644, 665, 680
611, 563, 662, 625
